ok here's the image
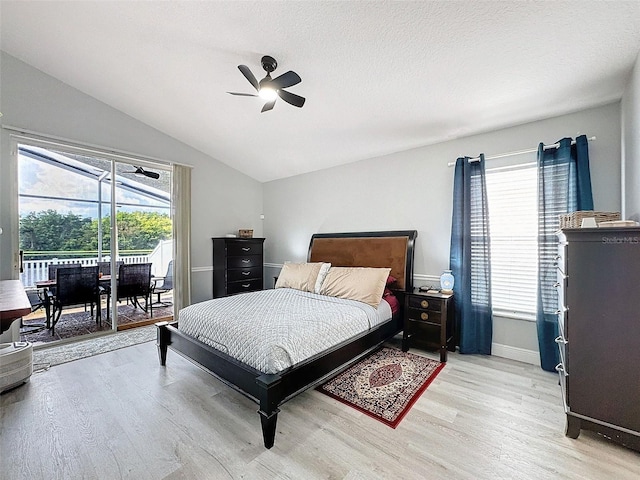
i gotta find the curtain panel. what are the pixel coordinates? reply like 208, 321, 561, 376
172, 164, 192, 313
450, 155, 493, 355
537, 135, 593, 371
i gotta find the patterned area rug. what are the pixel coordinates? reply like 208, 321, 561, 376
318, 347, 444, 428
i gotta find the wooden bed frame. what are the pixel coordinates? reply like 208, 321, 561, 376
156, 230, 417, 448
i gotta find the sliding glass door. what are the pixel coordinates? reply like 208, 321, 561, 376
17, 139, 173, 345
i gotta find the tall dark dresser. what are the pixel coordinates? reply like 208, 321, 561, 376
212, 237, 265, 298
556, 227, 640, 451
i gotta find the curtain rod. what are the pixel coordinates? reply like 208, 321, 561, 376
447, 136, 596, 167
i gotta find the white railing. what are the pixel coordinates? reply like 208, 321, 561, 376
20, 255, 150, 288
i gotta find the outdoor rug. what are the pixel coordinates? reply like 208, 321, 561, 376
21, 303, 172, 346
318, 347, 445, 428
32, 325, 156, 368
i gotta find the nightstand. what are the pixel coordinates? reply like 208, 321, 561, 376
402, 289, 455, 362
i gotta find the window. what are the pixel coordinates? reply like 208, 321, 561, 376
485, 161, 538, 320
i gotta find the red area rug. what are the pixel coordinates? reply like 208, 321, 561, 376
318, 347, 444, 428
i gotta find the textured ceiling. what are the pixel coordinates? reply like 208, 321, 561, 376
1, 1, 639, 182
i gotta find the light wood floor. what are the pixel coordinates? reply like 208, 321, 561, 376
1, 338, 639, 480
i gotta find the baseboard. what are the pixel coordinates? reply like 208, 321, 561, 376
492, 342, 540, 366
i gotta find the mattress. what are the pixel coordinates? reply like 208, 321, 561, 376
178, 288, 392, 374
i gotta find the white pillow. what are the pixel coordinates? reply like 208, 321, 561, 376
275, 262, 328, 293
314, 262, 332, 294
319, 267, 391, 308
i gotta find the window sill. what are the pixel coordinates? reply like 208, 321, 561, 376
492, 309, 536, 322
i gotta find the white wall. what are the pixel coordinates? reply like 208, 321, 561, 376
622, 50, 640, 221
0, 52, 263, 303
264, 102, 622, 360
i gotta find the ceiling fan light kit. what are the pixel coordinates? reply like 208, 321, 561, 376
227, 55, 305, 112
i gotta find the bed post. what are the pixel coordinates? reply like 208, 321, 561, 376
256, 373, 282, 449
156, 321, 170, 366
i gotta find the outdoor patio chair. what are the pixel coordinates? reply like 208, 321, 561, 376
107, 263, 153, 319
48, 263, 83, 280
97, 260, 124, 276
49, 265, 101, 335
152, 260, 173, 306
46, 263, 83, 296
20, 289, 47, 334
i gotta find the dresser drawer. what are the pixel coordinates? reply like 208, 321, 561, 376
555, 362, 569, 412
227, 255, 263, 269
555, 333, 568, 375
227, 242, 264, 256
227, 279, 263, 295
407, 296, 441, 312
227, 266, 262, 282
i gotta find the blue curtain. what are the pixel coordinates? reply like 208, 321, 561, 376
450, 155, 493, 355
537, 135, 593, 371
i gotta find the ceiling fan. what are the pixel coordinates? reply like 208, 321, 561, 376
227, 55, 305, 112
122, 166, 160, 179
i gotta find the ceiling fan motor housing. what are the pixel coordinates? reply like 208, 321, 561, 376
261, 55, 277, 73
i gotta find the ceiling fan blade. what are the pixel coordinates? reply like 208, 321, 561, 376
238, 65, 259, 91
261, 100, 276, 113
143, 169, 160, 179
124, 166, 160, 179
277, 89, 305, 108
271, 71, 301, 89
227, 92, 258, 97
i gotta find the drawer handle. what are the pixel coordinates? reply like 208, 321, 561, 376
420, 312, 429, 321
553, 282, 561, 288
242, 247, 250, 251
420, 300, 429, 308
556, 362, 569, 377
554, 335, 568, 345
242, 283, 250, 288
242, 271, 251, 276
553, 254, 561, 260
242, 259, 250, 263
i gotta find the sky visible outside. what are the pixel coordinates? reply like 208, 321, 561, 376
18, 149, 170, 219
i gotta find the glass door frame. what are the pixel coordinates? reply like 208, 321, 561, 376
12, 132, 173, 339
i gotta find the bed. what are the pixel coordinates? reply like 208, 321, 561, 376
156, 230, 417, 448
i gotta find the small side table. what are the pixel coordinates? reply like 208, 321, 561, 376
402, 289, 455, 362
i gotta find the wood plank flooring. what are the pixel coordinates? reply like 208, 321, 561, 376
1, 338, 639, 480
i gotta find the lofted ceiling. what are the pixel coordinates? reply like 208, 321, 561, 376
1, 1, 639, 182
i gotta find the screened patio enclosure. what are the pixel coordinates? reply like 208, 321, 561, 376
18, 143, 173, 344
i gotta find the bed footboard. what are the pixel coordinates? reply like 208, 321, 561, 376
156, 314, 403, 448
156, 320, 285, 448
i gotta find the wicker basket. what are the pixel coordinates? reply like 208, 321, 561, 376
559, 211, 621, 229
238, 229, 254, 238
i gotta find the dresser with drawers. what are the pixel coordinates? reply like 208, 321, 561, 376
555, 227, 640, 451
212, 237, 265, 298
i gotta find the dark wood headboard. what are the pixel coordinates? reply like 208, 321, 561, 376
307, 230, 418, 291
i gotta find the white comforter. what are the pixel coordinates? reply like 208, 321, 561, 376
178, 288, 392, 374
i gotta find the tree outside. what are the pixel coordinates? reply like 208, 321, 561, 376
20, 210, 172, 259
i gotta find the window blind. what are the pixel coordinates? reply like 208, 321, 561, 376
485, 163, 538, 319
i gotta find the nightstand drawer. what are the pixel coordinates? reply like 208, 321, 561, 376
407, 308, 442, 325
408, 296, 441, 312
